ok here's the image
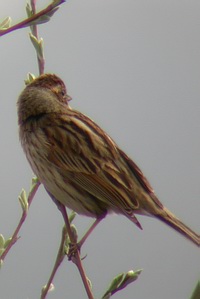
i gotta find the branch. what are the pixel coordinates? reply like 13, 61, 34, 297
0, 0, 65, 37
29, 0, 45, 75
0, 178, 40, 262
40, 226, 68, 299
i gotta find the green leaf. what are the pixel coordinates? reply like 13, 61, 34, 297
44, 6, 60, 19
52, 0, 66, 7
29, 33, 44, 60
26, 3, 33, 18
0, 17, 12, 30
190, 281, 200, 299
4, 237, 12, 249
18, 189, 28, 212
102, 273, 124, 299
87, 277, 92, 290
0, 259, 3, 268
25, 73, 36, 85
102, 269, 142, 299
0, 234, 5, 249
118, 269, 142, 290
69, 211, 76, 223
41, 283, 55, 294
30, 176, 39, 192
70, 224, 78, 243
102, 293, 111, 299
64, 224, 78, 254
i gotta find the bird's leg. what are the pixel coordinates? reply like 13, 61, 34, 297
56, 203, 81, 260
58, 206, 105, 263
49, 189, 106, 256
59, 207, 105, 259
47, 191, 76, 245
48, 191, 78, 258
53, 201, 95, 299
57, 203, 77, 245
78, 213, 106, 249
57, 206, 105, 259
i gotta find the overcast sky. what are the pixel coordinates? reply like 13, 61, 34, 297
0, 1, 199, 298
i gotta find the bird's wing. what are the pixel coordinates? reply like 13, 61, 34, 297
45, 111, 119, 173
118, 149, 163, 209
43, 111, 157, 225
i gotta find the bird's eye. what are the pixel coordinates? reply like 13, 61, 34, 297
61, 90, 65, 97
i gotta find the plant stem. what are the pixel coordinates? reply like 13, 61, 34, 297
30, 0, 45, 75
58, 204, 95, 299
0, 0, 65, 37
40, 226, 67, 299
0, 180, 40, 261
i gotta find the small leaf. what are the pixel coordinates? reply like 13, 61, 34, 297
102, 293, 111, 299
44, 7, 59, 18
30, 176, 39, 192
37, 38, 44, 60
102, 269, 142, 298
87, 277, 92, 290
118, 269, 142, 290
69, 211, 76, 223
18, 189, 28, 212
4, 237, 12, 249
29, 33, 44, 60
70, 224, 78, 243
25, 73, 36, 85
0, 234, 5, 249
26, 3, 33, 18
0, 259, 3, 268
0, 17, 12, 30
108, 273, 124, 292
64, 224, 78, 253
52, 0, 66, 7
190, 281, 200, 299
31, 176, 39, 185
102, 273, 124, 298
42, 283, 55, 294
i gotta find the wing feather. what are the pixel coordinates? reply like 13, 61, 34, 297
40, 110, 157, 225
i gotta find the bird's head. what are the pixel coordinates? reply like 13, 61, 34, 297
17, 74, 72, 124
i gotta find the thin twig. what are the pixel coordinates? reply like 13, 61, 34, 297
30, 0, 38, 37
30, 0, 45, 75
0, 0, 65, 37
40, 226, 67, 299
72, 252, 94, 299
58, 204, 95, 299
0, 180, 41, 261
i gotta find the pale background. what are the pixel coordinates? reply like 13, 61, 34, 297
0, 1, 199, 298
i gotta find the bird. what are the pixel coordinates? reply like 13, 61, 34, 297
17, 73, 200, 247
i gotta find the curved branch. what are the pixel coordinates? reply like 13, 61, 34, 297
0, 0, 65, 37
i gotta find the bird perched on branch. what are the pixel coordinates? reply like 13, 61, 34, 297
17, 74, 200, 247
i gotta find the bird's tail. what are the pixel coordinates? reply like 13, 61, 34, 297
155, 207, 200, 247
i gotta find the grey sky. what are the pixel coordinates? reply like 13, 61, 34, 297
0, 1, 199, 298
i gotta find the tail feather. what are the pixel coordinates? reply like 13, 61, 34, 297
156, 208, 200, 247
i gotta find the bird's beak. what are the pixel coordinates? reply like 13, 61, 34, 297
65, 94, 72, 102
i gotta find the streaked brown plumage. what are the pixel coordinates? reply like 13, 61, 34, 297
17, 74, 200, 246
